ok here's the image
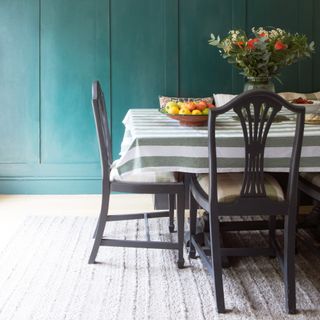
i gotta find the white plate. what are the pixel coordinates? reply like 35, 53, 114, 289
291, 100, 320, 113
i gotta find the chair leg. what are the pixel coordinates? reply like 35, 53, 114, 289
92, 225, 97, 239
283, 209, 297, 314
188, 191, 198, 259
169, 194, 175, 233
209, 211, 226, 313
177, 192, 185, 269
92, 217, 100, 239
88, 191, 110, 264
92, 192, 109, 239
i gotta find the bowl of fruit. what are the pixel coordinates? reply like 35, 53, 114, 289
161, 100, 215, 126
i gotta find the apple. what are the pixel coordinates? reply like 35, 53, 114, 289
192, 109, 202, 115
186, 101, 197, 111
167, 105, 180, 115
179, 107, 192, 115
202, 108, 209, 115
207, 103, 215, 108
177, 101, 184, 107
165, 101, 179, 112
195, 100, 207, 111
179, 102, 188, 109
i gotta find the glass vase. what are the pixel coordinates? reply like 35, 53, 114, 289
243, 76, 275, 92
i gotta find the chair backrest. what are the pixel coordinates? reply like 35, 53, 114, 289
209, 90, 305, 214
91, 81, 113, 178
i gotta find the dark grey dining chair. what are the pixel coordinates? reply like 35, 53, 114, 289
89, 81, 185, 268
188, 90, 305, 313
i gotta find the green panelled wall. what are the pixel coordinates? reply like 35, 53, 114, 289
110, 0, 174, 152
0, 0, 319, 193
0, 0, 39, 164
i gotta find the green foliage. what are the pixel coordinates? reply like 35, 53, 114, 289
209, 27, 315, 79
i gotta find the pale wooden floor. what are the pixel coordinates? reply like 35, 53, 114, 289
0, 194, 312, 252
0, 194, 154, 250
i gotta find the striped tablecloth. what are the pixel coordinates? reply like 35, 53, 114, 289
114, 109, 320, 177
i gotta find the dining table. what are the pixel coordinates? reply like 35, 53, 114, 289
113, 107, 320, 252
113, 108, 320, 179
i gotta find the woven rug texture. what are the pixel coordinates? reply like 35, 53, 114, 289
0, 216, 319, 320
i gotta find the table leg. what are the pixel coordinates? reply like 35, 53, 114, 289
299, 202, 320, 240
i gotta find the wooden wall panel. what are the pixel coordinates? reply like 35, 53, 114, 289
0, 0, 39, 164
179, 0, 233, 96
313, 0, 320, 91
110, 0, 178, 157
41, 0, 109, 164
246, 0, 313, 92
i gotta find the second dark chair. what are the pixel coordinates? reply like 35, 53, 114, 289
89, 81, 185, 268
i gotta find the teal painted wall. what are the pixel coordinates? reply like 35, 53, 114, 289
0, 0, 319, 193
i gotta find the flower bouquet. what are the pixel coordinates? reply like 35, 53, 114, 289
209, 27, 315, 90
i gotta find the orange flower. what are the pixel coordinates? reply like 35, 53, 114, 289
235, 41, 245, 48
274, 40, 287, 50
247, 38, 259, 49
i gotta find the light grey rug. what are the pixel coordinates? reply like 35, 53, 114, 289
0, 216, 319, 320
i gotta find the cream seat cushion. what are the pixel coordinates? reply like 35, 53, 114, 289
197, 173, 284, 203
300, 172, 320, 188
110, 166, 177, 183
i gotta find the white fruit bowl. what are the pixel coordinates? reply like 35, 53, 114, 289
291, 100, 320, 114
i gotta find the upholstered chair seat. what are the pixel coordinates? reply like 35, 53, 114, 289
300, 172, 320, 188
197, 173, 284, 203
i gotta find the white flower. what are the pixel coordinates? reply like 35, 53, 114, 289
252, 27, 268, 36
222, 39, 232, 53
276, 28, 285, 35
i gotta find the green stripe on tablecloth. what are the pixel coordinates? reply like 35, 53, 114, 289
128, 137, 297, 149
117, 157, 210, 175
128, 134, 320, 150
117, 155, 320, 175
129, 137, 209, 148
300, 136, 320, 146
